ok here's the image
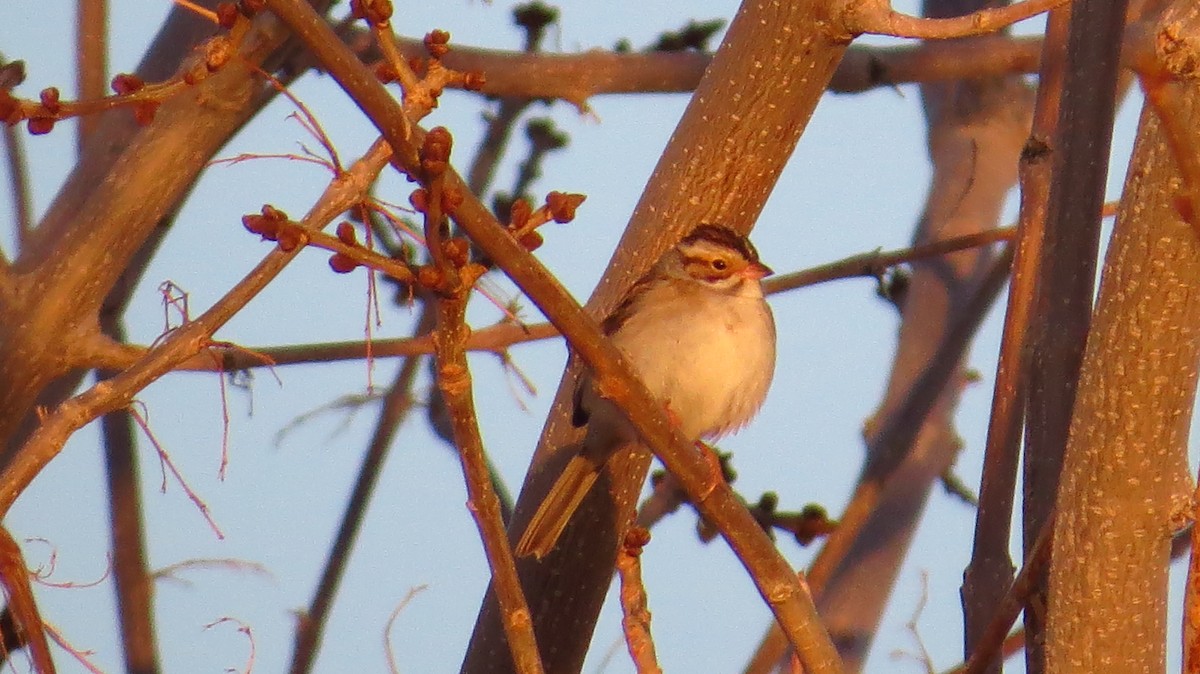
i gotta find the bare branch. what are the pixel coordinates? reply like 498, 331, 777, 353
616, 530, 661, 674
844, 0, 1068, 39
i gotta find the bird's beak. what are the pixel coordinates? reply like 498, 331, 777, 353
741, 261, 774, 280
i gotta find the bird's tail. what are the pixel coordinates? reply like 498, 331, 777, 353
515, 455, 599, 559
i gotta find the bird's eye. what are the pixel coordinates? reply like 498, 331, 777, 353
711, 258, 728, 271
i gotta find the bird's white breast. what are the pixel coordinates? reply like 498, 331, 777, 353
610, 280, 776, 440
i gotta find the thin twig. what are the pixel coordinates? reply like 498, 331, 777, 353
383, 585, 429, 674
432, 271, 544, 674
960, 516, 1054, 674
847, 0, 1069, 39
616, 529, 661, 674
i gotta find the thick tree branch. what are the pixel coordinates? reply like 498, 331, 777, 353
1044, 5, 1200, 670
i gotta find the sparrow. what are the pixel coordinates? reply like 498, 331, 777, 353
515, 224, 776, 559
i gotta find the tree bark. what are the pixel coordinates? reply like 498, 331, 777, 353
1043, 68, 1200, 674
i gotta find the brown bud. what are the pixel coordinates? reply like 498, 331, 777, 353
443, 238, 470, 267
424, 30, 451, 58
215, 2, 239, 28
239, 0, 264, 16
27, 117, 54, 135
519, 231, 544, 251
421, 159, 447, 177
329, 254, 359, 274
242, 213, 279, 241
336, 221, 358, 245
623, 527, 651, 552
350, 0, 392, 25
39, 87, 60, 114
546, 191, 586, 223
409, 188, 429, 213
422, 127, 452, 163
111, 73, 145, 95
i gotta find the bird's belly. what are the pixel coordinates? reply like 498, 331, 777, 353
614, 297, 774, 440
